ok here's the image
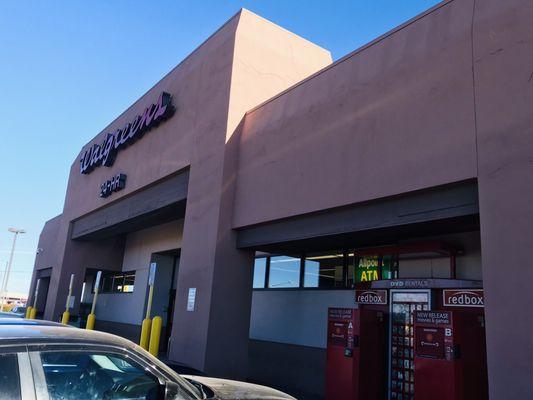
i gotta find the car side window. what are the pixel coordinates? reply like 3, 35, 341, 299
39, 351, 161, 400
0, 353, 22, 399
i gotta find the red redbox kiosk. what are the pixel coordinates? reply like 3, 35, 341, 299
325, 307, 387, 400
413, 310, 488, 400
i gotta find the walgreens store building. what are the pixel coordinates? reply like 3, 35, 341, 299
31, 1, 533, 399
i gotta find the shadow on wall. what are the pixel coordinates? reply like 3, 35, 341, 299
248, 340, 326, 400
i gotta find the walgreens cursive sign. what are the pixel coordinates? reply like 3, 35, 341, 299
79, 92, 175, 174
443, 289, 484, 307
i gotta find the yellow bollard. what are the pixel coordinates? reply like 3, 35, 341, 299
140, 318, 152, 350
86, 271, 101, 330
61, 310, 70, 325
25, 306, 32, 319
140, 266, 156, 350
86, 313, 96, 330
148, 316, 162, 357
62, 274, 74, 325
29, 279, 41, 320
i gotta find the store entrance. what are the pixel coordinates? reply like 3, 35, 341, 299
30, 268, 52, 319
147, 249, 180, 354
389, 290, 431, 400
34, 276, 50, 319
164, 254, 180, 353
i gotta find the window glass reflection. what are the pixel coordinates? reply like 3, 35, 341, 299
268, 256, 300, 288
382, 254, 396, 279
123, 273, 135, 293
112, 275, 123, 292
251, 251, 400, 289
0, 354, 20, 399
304, 253, 344, 288
40, 351, 159, 399
95, 271, 136, 294
253, 258, 267, 288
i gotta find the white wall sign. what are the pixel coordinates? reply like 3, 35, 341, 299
148, 263, 157, 286
187, 288, 197, 312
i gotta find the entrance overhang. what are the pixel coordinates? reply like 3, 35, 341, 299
71, 170, 188, 241
236, 180, 479, 253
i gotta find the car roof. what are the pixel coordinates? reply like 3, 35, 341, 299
0, 323, 135, 349
0, 318, 70, 327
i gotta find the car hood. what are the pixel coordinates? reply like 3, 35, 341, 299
183, 375, 295, 400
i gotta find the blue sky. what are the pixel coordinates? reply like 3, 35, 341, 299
0, 0, 440, 294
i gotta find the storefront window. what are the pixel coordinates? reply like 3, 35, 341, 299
268, 256, 301, 288
347, 253, 355, 287
112, 274, 124, 292
252, 251, 399, 290
356, 255, 380, 282
304, 253, 344, 288
102, 275, 113, 293
381, 254, 396, 279
97, 271, 136, 294
350, 253, 397, 282
123, 273, 135, 293
253, 258, 267, 289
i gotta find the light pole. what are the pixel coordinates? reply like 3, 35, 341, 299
0, 261, 7, 309
0, 228, 26, 311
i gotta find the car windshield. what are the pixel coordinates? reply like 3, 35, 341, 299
38, 346, 203, 400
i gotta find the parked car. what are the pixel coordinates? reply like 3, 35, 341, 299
0, 323, 295, 400
0, 304, 23, 318
0, 317, 70, 327
0, 303, 15, 312
9, 306, 27, 317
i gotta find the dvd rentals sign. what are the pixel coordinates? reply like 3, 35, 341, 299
355, 289, 388, 305
443, 289, 484, 307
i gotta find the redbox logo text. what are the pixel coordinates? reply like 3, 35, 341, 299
443, 290, 484, 307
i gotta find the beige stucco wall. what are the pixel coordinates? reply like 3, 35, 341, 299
167, 10, 331, 376
33, 215, 64, 271
233, 0, 477, 228
58, 9, 331, 223
122, 220, 183, 270
33, 8, 333, 377
472, 0, 533, 398
226, 10, 331, 139
235, 0, 533, 396
398, 231, 482, 280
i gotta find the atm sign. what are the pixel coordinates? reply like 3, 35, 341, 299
355, 289, 388, 305
443, 289, 484, 308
